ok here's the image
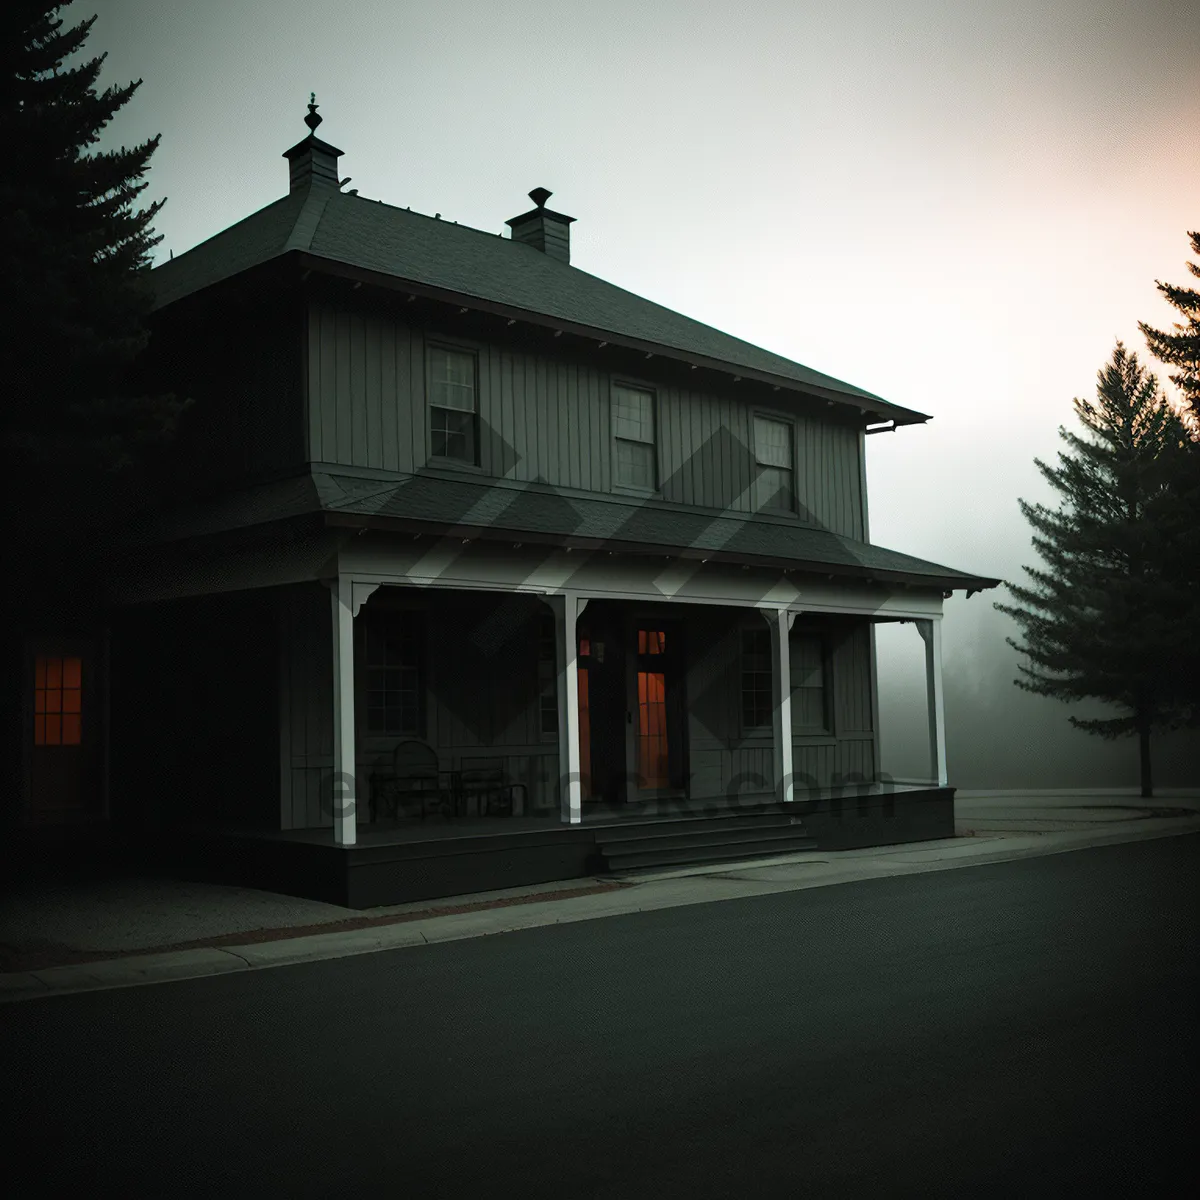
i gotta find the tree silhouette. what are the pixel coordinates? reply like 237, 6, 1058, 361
1140, 231, 1200, 429
995, 342, 1197, 798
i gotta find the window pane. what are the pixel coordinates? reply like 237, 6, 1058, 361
62, 714, 82, 744
34, 714, 45, 745
45, 715, 61, 744
63, 688, 82, 713
612, 386, 653, 442
754, 416, 792, 467
46, 658, 61, 689
430, 407, 476, 462
429, 348, 476, 411
753, 466, 793, 512
615, 438, 655, 488
63, 657, 82, 688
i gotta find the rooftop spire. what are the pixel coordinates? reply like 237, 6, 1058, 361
304, 92, 322, 133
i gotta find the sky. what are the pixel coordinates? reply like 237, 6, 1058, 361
85, 0, 1200, 789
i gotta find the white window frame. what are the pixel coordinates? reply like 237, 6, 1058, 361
427, 343, 480, 466
611, 381, 658, 492
752, 412, 796, 514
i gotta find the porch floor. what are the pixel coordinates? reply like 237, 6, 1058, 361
192, 782, 938, 847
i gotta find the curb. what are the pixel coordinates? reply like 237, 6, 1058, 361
2, 818, 1197, 1004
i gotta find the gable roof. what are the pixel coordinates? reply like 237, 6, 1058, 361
150, 186, 927, 424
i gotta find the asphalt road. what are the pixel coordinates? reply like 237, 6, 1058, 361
5, 835, 1197, 1198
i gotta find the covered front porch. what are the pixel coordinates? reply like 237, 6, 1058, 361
306, 533, 951, 848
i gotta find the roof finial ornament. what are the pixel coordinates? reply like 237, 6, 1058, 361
304, 92, 322, 133
528, 187, 552, 208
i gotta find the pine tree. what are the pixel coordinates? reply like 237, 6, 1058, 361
995, 342, 1197, 798
0, 0, 190, 533
1139, 231, 1200, 428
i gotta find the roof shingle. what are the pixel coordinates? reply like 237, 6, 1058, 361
151, 185, 924, 420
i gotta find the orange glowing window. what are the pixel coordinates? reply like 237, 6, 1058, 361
637, 629, 666, 656
35, 656, 82, 745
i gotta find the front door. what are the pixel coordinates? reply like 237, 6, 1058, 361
626, 621, 686, 800
26, 640, 103, 823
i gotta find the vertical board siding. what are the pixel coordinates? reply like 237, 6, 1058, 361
833, 622, 874, 733
280, 581, 334, 829
306, 302, 864, 539
363, 316, 382, 470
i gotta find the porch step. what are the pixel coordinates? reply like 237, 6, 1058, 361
591, 808, 803, 843
596, 818, 817, 873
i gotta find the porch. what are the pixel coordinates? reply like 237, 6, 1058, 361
165, 783, 954, 908
301, 535, 950, 851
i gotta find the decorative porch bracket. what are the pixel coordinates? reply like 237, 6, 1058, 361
916, 618, 948, 787
539, 592, 589, 824
323, 577, 380, 846
761, 606, 798, 804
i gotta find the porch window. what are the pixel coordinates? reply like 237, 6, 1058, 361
428, 345, 479, 465
363, 610, 426, 736
537, 614, 557, 736
740, 629, 773, 730
34, 655, 82, 745
790, 633, 830, 732
753, 415, 795, 513
613, 383, 657, 489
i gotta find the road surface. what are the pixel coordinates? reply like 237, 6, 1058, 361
5, 834, 1197, 1197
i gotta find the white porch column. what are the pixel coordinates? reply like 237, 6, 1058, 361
543, 592, 588, 824
325, 578, 380, 846
917, 618, 948, 787
762, 606, 798, 804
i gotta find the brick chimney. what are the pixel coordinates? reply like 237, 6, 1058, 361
282, 94, 344, 194
505, 188, 575, 264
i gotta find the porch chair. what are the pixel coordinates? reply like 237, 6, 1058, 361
368, 738, 454, 822
454, 757, 526, 818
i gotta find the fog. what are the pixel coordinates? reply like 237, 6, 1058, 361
85, 0, 1199, 788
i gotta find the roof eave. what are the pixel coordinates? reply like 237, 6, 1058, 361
320, 509, 999, 593
288, 250, 931, 425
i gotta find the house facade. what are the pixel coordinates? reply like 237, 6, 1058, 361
11, 100, 998, 905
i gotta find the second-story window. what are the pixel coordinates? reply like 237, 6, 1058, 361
428, 345, 479, 465
753, 415, 794, 513
612, 383, 657, 489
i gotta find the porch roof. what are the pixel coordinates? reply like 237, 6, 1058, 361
113, 469, 1001, 594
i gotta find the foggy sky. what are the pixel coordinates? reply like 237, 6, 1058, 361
86, 0, 1200, 787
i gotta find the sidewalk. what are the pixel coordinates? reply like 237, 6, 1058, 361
2, 793, 1197, 1003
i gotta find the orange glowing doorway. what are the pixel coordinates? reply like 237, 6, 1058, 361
626, 624, 685, 797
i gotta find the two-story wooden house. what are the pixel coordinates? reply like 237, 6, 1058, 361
16, 100, 999, 905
